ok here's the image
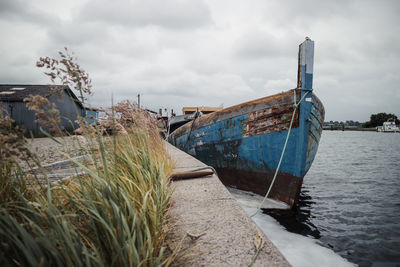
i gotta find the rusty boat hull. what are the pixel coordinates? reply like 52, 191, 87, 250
168, 38, 324, 208
168, 89, 324, 208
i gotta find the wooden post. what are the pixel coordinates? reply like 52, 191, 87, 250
297, 37, 314, 90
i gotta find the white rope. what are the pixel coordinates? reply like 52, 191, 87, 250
251, 89, 312, 217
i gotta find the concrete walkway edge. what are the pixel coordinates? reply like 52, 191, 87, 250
165, 142, 291, 266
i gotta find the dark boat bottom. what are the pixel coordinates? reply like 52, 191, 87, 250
215, 167, 303, 208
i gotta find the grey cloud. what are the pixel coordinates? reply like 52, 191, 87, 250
0, 0, 399, 122
46, 22, 109, 46
0, 0, 57, 25
77, 0, 212, 30
271, 0, 353, 20
233, 32, 300, 60
42, 0, 214, 61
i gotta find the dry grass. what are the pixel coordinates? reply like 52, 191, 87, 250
0, 105, 177, 266
1, 47, 181, 266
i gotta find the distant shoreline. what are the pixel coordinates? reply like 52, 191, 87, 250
322, 126, 376, 131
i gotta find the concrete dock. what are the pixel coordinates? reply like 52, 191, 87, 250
165, 142, 290, 266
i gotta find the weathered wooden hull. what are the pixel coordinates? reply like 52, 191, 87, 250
168, 89, 324, 208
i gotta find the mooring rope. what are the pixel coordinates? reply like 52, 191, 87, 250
250, 88, 312, 217
181, 165, 218, 175
184, 110, 201, 150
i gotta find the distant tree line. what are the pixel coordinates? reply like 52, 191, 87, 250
323, 113, 399, 129
363, 112, 399, 128
324, 120, 362, 127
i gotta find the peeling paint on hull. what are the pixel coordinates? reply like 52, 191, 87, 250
168, 89, 325, 208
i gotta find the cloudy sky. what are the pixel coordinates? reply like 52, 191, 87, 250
1, 0, 399, 121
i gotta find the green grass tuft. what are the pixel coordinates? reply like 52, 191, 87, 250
0, 120, 175, 266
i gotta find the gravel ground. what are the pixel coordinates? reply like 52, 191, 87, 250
22, 136, 88, 169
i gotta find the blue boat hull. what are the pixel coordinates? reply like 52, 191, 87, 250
168, 89, 324, 208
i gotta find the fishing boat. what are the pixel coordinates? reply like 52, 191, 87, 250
168, 111, 202, 134
168, 38, 324, 208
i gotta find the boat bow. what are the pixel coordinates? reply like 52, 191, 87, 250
168, 38, 324, 208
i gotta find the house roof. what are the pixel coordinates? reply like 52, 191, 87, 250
0, 84, 83, 108
182, 106, 223, 114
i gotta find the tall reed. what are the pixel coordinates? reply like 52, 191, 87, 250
0, 110, 174, 266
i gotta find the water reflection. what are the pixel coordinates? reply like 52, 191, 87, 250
264, 131, 400, 267
263, 190, 321, 239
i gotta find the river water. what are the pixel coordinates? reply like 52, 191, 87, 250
230, 131, 400, 267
